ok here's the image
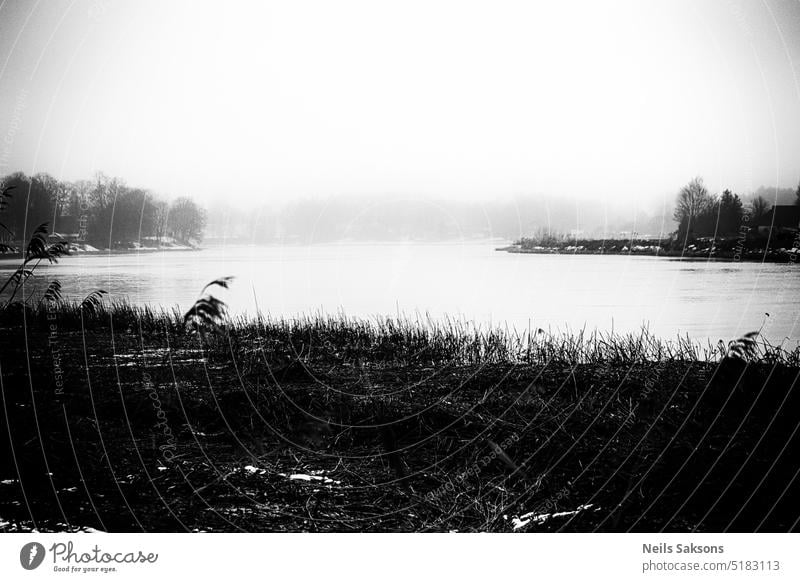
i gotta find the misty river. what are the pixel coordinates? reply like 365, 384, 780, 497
2, 241, 799, 344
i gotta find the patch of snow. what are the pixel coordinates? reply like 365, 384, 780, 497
511, 504, 596, 530
71, 243, 100, 253
242, 465, 341, 484
285, 473, 339, 484
53, 523, 103, 533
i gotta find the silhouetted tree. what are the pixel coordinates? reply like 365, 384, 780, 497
87, 173, 123, 246
109, 188, 153, 245
674, 177, 714, 239
0, 172, 58, 240
717, 189, 744, 235
749, 195, 770, 224
0, 172, 28, 238
0, 171, 207, 249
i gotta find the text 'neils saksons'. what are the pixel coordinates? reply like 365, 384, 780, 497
643, 543, 724, 554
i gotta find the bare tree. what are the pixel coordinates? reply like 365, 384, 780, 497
673, 177, 712, 223
168, 197, 206, 244
152, 198, 170, 245
673, 177, 715, 239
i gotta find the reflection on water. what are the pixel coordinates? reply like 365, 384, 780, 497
1, 241, 798, 343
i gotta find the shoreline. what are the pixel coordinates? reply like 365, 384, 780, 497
0, 244, 200, 262
497, 245, 800, 263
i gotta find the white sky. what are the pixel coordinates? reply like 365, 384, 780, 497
1, 0, 799, 207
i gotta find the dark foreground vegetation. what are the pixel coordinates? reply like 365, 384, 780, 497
1, 303, 799, 532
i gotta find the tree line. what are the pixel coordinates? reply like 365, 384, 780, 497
0, 172, 206, 249
673, 177, 800, 240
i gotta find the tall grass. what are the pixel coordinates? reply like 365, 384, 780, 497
6, 299, 799, 367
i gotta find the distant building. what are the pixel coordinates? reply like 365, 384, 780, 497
755, 205, 800, 236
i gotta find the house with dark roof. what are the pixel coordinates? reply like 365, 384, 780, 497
755, 205, 800, 236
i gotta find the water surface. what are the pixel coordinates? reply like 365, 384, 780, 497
2, 241, 798, 343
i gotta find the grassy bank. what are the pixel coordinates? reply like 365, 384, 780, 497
1, 303, 799, 532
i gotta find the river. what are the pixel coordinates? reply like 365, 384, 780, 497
2, 241, 798, 344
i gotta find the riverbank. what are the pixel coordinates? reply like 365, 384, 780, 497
0, 243, 200, 263
498, 242, 800, 262
1, 303, 798, 532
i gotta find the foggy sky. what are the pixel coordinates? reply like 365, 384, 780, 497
1, 0, 799, 208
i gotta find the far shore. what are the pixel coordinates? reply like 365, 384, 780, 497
497, 244, 800, 263
0, 243, 200, 263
